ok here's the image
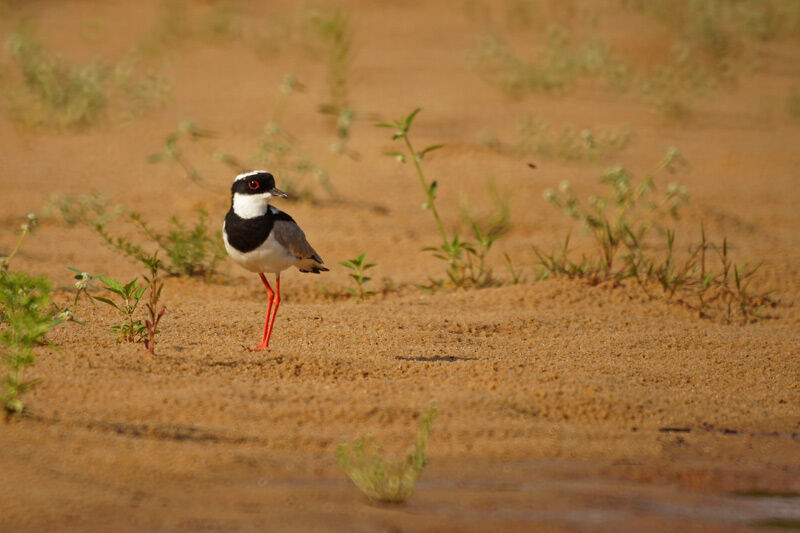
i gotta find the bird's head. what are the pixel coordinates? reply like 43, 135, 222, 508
230, 170, 288, 218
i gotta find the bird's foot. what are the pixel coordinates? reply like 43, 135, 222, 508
252, 343, 270, 351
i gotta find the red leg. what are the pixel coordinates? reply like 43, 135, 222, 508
263, 273, 281, 348
255, 273, 274, 350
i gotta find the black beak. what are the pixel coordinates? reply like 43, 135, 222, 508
270, 187, 288, 199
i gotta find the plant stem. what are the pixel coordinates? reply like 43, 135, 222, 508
2, 227, 30, 271
403, 135, 447, 242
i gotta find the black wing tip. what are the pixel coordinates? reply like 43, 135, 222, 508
300, 266, 329, 274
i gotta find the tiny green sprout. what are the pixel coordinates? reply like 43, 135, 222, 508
340, 253, 377, 299
64, 267, 103, 323
337, 407, 436, 503
93, 276, 147, 343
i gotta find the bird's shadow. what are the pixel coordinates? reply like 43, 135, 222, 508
394, 355, 476, 362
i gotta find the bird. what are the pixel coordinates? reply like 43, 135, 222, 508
223, 170, 328, 350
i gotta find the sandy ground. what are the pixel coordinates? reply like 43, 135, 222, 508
1, 1, 799, 531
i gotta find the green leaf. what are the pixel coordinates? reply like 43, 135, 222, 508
404, 108, 422, 129
99, 276, 123, 292
418, 144, 444, 160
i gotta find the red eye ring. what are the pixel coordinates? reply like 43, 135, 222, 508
248, 180, 260, 190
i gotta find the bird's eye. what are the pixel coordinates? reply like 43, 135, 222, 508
248, 180, 260, 190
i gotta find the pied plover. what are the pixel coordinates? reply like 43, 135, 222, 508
223, 170, 328, 350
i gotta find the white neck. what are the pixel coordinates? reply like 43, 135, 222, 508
232, 192, 273, 219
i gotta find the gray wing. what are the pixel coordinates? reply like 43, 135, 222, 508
272, 219, 328, 273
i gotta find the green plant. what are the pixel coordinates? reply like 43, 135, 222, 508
94, 209, 226, 280
0, 213, 37, 271
3, 29, 167, 129
538, 148, 689, 281
94, 276, 146, 343
129, 210, 226, 279
149, 77, 337, 202
337, 408, 436, 503
459, 178, 511, 237
310, 8, 357, 157
534, 149, 775, 323
468, 27, 630, 98
148, 119, 227, 191
340, 253, 377, 299
0, 270, 59, 416
43, 191, 124, 227
504, 252, 524, 285
141, 254, 166, 355
58, 268, 103, 324
379, 108, 502, 288
482, 117, 632, 162
255, 76, 336, 199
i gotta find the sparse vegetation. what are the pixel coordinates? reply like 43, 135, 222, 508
0, 214, 59, 416
337, 408, 436, 504
93, 275, 147, 343
94, 210, 226, 280
621, 0, 800, 49
379, 108, 501, 289
534, 148, 775, 323
141, 254, 166, 355
480, 117, 632, 162
0, 269, 58, 416
469, 28, 630, 98
0, 213, 38, 272
309, 8, 357, 157
43, 192, 124, 227
340, 253, 377, 299
2, 29, 167, 129
149, 77, 337, 202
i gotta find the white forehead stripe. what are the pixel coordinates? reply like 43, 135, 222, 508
234, 170, 270, 182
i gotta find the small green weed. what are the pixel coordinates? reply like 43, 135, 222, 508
337, 408, 436, 504
73, 255, 165, 351
469, 27, 630, 97
148, 119, 226, 191
94, 275, 147, 343
94, 209, 226, 280
59, 268, 102, 324
534, 149, 775, 323
1, 212, 61, 416
379, 108, 500, 289
129, 211, 225, 279
482, 117, 632, 162
309, 8, 357, 157
3, 29, 167, 129
141, 254, 166, 355
0, 213, 37, 271
504, 252, 524, 285
0, 269, 59, 416
43, 191, 124, 227
340, 253, 377, 299
459, 178, 511, 238
149, 77, 336, 202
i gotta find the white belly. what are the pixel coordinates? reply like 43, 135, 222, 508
223, 224, 297, 274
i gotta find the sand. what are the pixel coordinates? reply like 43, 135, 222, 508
1, 1, 799, 531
